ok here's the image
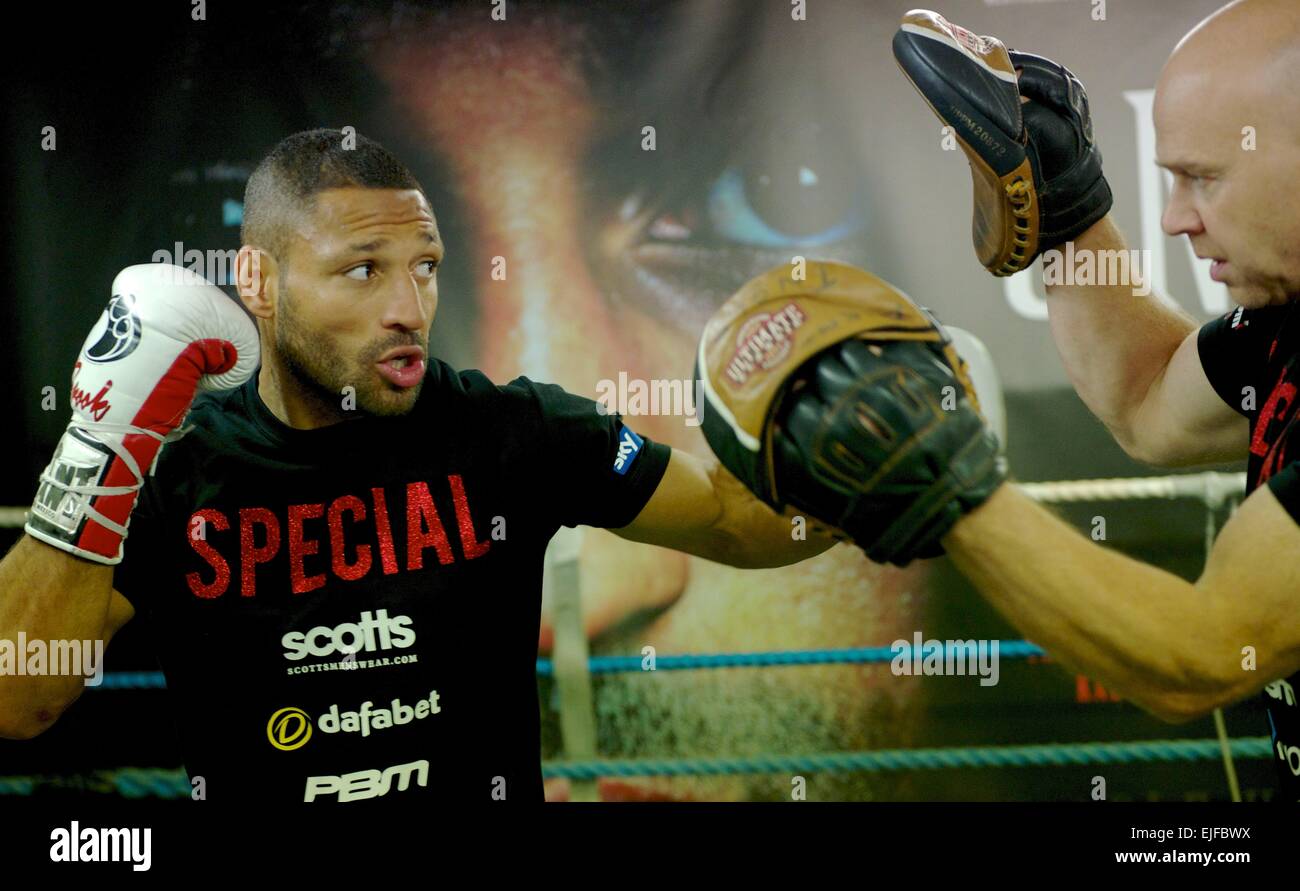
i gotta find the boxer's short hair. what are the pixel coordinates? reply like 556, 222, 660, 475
241, 128, 426, 276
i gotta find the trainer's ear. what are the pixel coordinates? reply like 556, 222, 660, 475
236, 246, 276, 319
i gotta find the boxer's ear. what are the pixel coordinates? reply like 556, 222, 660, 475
236, 246, 276, 318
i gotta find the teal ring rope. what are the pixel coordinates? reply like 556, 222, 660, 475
0, 738, 1272, 797
542, 641, 1046, 676
541, 738, 1274, 780
93, 641, 1050, 689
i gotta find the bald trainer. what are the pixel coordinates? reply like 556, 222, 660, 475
891, 0, 1300, 799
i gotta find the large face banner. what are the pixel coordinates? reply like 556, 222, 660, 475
303, 0, 1231, 802
366, 4, 928, 801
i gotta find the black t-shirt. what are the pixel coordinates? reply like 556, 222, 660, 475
1198, 303, 1300, 800
112, 359, 670, 805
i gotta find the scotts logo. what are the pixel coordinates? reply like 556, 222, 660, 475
267, 706, 313, 751
281, 609, 415, 662
85, 292, 142, 363
724, 303, 807, 387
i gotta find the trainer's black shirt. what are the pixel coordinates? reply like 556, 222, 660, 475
1199, 303, 1300, 800
113, 359, 670, 805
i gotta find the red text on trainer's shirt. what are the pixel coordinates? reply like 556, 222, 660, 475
1250, 360, 1297, 485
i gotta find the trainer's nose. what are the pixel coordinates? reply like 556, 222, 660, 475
1161, 177, 1205, 239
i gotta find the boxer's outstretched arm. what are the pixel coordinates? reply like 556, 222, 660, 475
1044, 215, 1246, 465
612, 449, 836, 569
944, 482, 1300, 722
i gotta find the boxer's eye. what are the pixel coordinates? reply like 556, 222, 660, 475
345, 262, 376, 281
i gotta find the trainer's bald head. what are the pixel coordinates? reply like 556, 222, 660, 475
1154, 0, 1300, 306
1158, 0, 1300, 132
1173, 0, 1300, 56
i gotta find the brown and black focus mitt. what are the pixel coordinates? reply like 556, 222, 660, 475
696, 259, 1006, 566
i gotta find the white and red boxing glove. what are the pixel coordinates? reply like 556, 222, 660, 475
26, 264, 259, 564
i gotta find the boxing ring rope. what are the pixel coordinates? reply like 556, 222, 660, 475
541, 470, 1253, 799
0, 471, 1260, 799
0, 737, 1274, 799
543, 738, 1275, 780
13, 641, 1052, 691
44, 643, 1050, 689
1026, 470, 1247, 801
538, 641, 1048, 674
1018, 471, 1246, 505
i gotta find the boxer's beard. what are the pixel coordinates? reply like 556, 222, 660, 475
275, 287, 425, 418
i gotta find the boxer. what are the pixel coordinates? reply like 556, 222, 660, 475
0, 129, 834, 804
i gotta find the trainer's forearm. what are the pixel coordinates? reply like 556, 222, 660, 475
943, 484, 1232, 722
1044, 216, 1198, 449
0, 535, 113, 737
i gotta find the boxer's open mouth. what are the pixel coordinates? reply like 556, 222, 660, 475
376, 347, 426, 388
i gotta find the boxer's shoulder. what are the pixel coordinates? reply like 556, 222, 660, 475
187, 377, 249, 419
174, 376, 269, 448
424, 357, 536, 414
427, 357, 576, 419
